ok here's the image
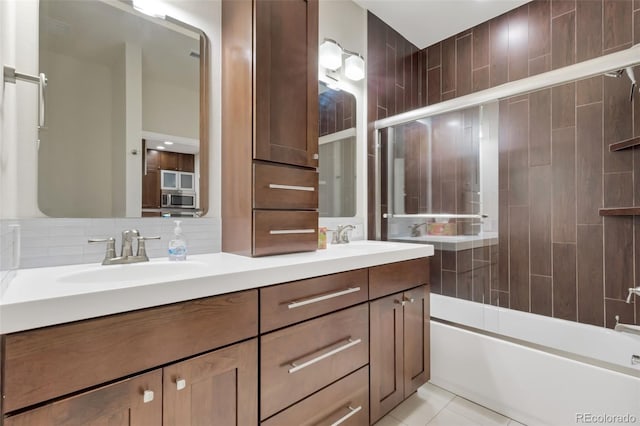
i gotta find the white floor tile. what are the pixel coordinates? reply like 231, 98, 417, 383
445, 397, 510, 425
387, 386, 454, 426
376, 415, 408, 426
427, 408, 479, 426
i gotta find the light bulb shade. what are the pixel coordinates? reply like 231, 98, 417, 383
319, 39, 343, 71
344, 55, 365, 81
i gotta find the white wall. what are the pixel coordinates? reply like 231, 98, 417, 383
38, 50, 114, 217
318, 0, 368, 236
143, 78, 199, 140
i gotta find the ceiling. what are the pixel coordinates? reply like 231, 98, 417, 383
353, 0, 532, 49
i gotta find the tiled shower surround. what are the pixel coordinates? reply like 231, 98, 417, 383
368, 0, 640, 327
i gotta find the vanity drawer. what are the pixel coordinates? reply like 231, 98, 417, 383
254, 162, 318, 210
260, 269, 368, 333
261, 366, 369, 426
253, 210, 318, 256
369, 257, 430, 299
3, 290, 258, 412
260, 303, 369, 420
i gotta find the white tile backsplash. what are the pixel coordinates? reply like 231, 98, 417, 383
1, 217, 221, 270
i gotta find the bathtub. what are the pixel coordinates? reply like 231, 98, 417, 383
430, 294, 640, 426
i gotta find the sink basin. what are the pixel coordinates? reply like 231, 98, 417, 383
56, 260, 210, 285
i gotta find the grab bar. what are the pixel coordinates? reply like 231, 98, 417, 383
614, 316, 640, 336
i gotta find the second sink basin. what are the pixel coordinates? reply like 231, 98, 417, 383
57, 260, 210, 285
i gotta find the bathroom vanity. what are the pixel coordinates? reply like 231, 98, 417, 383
0, 241, 433, 425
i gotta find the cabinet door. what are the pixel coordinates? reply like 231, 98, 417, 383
178, 153, 195, 172
254, 0, 318, 168
163, 339, 258, 426
142, 170, 161, 208
159, 151, 179, 170
403, 285, 430, 396
370, 293, 405, 423
4, 370, 162, 426
146, 149, 160, 170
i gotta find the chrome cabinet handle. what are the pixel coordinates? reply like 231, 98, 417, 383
287, 287, 361, 309
403, 295, 415, 303
269, 229, 315, 235
330, 406, 363, 426
269, 183, 315, 192
143, 390, 154, 403
394, 299, 406, 306
176, 378, 186, 391
288, 337, 362, 374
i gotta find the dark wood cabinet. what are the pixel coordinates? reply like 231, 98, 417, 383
221, 0, 319, 257
4, 370, 163, 426
178, 153, 195, 173
254, 0, 318, 168
142, 169, 161, 208
159, 151, 179, 171
370, 285, 430, 423
163, 339, 258, 426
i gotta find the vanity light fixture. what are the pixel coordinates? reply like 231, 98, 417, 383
319, 39, 343, 71
132, 0, 166, 19
319, 38, 366, 81
344, 54, 365, 81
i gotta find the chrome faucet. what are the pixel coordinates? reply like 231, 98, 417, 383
625, 286, 640, 303
89, 229, 160, 265
614, 315, 640, 337
332, 225, 355, 244
408, 222, 427, 237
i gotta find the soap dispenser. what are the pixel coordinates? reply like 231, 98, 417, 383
168, 220, 187, 261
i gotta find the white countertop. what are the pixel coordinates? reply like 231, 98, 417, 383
0, 241, 433, 334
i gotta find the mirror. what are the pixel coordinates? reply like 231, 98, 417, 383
384, 101, 499, 239
37, 0, 208, 218
318, 82, 357, 217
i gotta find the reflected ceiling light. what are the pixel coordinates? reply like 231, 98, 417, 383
319, 39, 343, 71
344, 54, 365, 81
164, 141, 174, 145
132, 0, 166, 19
157, 146, 166, 150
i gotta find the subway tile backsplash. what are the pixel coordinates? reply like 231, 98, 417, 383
0, 217, 220, 270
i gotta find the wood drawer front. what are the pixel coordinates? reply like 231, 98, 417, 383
260, 303, 369, 420
261, 366, 369, 426
369, 257, 430, 299
3, 290, 258, 412
4, 370, 162, 426
254, 162, 318, 210
253, 210, 318, 256
260, 269, 368, 333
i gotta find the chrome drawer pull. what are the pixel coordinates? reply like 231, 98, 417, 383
270, 229, 315, 235
287, 287, 361, 309
288, 337, 362, 374
330, 406, 363, 426
269, 183, 315, 192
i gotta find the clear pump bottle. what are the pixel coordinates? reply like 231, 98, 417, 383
168, 220, 187, 261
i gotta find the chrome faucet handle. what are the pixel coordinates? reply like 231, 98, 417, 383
136, 235, 161, 259
329, 228, 340, 245
408, 222, 427, 237
88, 237, 116, 264
615, 315, 620, 325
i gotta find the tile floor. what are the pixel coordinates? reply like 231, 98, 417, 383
377, 382, 525, 426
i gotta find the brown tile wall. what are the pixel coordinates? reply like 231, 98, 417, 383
319, 88, 356, 137
367, 0, 640, 328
